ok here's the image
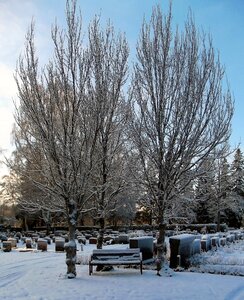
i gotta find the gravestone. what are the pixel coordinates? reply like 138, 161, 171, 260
8, 238, 17, 248
201, 235, 211, 251
55, 238, 65, 252
191, 239, 201, 255
219, 237, 226, 246
129, 236, 154, 261
211, 236, 220, 248
89, 237, 97, 244
37, 238, 47, 251
169, 234, 196, 268
226, 234, 234, 243
118, 234, 129, 244
26, 238, 32, 249
2, 241, 12, 252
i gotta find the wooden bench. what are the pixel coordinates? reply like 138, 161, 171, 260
89, 248, 143, 275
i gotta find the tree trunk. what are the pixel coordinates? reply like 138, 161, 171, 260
217, 210, 221, 232
96, 217, 105, 271
97, 217, 105, 249
65, 223, 77, 278
65, 201, 77, 279
156, 222, 167, 276
46, 222, 51, 236
24, 215, 29, 232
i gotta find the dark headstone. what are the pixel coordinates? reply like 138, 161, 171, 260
169, 234, 196, 268
55, 238, 65, 252
89, 237, 97, 244
211, 237, 220, 248
26, 238, 32, 249
2, 241, 12, 252
129, 236, 154, 260
37, 238, 47, 251
118, 234, 129, 244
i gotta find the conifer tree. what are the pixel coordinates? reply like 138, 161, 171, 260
229, 148, 244, 226
195, 157, 215, 224
231, 148, 244, 196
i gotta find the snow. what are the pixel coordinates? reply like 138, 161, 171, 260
0, 237, 244, 300
65, 240, 77, 248
169, 233, 195, 240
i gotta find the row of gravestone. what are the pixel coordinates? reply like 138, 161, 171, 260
2, 229, 243, 268
169, 230, 244, 269
0, 229, 80, 252
0, 230, 158, 258
0, 229, 154, 253
0, 236, 67, 252
0, 227, 202, 246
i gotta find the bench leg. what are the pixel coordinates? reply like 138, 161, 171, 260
140, 262, 143, 275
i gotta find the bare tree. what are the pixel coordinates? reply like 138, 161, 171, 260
169, 170, 197, 223
13, 0, 99, 278
129, 5, 233, 275
8, 153, 57, 234
87, 17, 129, 248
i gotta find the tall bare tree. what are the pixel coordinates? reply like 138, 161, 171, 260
130, 5, 233, 275
87, 17, 129, 248
13, 0, 131, 277
13, 0, 99, 278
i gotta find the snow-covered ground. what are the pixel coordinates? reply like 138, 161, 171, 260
0, 238, 244, 300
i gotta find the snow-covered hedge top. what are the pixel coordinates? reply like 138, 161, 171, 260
170, 233, 196, 240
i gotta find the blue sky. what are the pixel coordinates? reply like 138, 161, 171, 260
0, 0, 244, 175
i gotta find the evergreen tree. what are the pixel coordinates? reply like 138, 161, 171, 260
229, 148, 244, 227
210, 157, 232, 231
231, 148, 244, 196
195, 157, 215, 224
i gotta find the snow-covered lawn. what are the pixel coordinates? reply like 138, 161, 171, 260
1, 238, 244, 300
189, 238, 244, 276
